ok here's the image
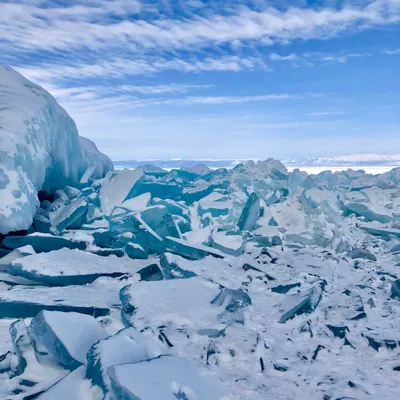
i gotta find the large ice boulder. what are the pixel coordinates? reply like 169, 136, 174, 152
0, 63, 113, 234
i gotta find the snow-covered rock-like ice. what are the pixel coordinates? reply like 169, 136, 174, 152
0, 63, 113, 234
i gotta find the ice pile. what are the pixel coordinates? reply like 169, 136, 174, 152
0, 157, 400, 398
0, 63, 113, 235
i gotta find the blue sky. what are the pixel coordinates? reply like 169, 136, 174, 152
0, 0, 399, 160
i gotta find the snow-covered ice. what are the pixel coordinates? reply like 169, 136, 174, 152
0, 63, 112, 234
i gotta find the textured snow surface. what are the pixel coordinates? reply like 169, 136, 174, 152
0, 63, 113, 234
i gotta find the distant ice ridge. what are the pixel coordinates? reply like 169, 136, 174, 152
0, 64, 113, 234
284, 153, 400, 167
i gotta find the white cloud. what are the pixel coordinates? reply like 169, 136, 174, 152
14, 55, 266, 86
0, 0, 399, 55
382, 48, 400, 54
308, 111, 345, 116
269, 53, 299, 61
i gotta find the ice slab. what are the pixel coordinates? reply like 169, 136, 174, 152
108, 356, 228, 400
198, 192, 232, 217
211, 231, 245, 256
140, 205, 180, 238
0, 245, 35, 271
2, 233, 86, 253
237, 193, 261, 231
346, 202, 392, 223
86, 327, 161, 394
127, 180, 183, 200
279, 280, 326, 323
125, 243, 148, 260
37, 366, 91, 400
152, 198, 189, 218
0, 279, 122, 318
121, 192, 151, 212
28, 311, 106, 370
360, 225, 400, 239
391, 279, 400, 299
100, 169, 144, 215
120, 276, 251, 335
50, 198, 88, 232
348, 248, 377, 261
165, 236, 224, 260
9, 248, 153, 286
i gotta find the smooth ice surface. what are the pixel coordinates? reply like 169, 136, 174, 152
100, 169, 144, 215
28, 311, 106, 370
108, 356, 228, 400
0, 63, 112, 234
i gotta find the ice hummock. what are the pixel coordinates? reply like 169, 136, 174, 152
0, 63, 113, 234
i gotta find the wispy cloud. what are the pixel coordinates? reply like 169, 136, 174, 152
1, 1, 399, 55
14, 55, 267, 86
382, 48, 400, 54
308, 111, 345, 116
269, 50, 374, 65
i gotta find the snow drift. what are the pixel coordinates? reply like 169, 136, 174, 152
0, 63, 113, 234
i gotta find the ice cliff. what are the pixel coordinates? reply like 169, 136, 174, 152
0, 63, 113, 234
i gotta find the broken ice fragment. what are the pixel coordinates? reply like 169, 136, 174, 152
348, 248, 377, 261
125, 242, 148, 259
160, 254, 197, 279
120, 276, 251, 335
28, 311, 107, 370
391, 279, 400, 299
107, 356, 228, 400
2, 233, 86, 253
10, 320, 31, 376
237, 193, 261, 231
50, 197, 88, 232
0, 245, 35, 271
100, 169, 144, 215
346, 202, 392, 224
8, 249, 151, 286
271, 283, 301, 294
86, 328, 161, 394
279, 280, 326, 323
165, 236, 224, 260
211, 231, 245, 256
0, 279, 121, 318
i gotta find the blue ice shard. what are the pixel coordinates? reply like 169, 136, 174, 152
165, 236, 224, 260
279, 280, 327, 323
2, 233, 86, 253
237, 193, 261, 231
28, 311, 107, 370
50, 197, 88, 232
